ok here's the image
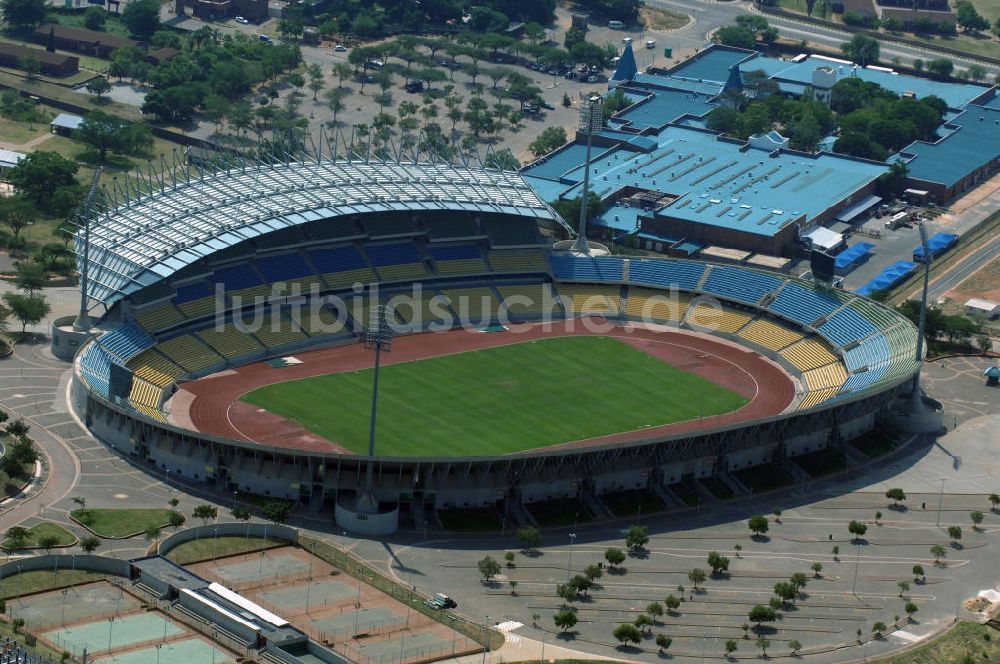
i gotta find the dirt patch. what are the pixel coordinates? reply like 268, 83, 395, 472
944, 253, 1000, 303
640, 6, 691, 31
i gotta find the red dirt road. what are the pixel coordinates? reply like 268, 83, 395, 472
174, 320, 794, 455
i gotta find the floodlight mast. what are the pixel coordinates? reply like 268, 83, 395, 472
357, 304, 393, 514
573, 96, 605, 254
911, 221, 932, 404
73, 166, 104, 332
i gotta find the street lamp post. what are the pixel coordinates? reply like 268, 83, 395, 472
481, 614, 490, 664
572, 95, 605, 254
566, 531, 577, 581
358, 304, 393, 514
937, 477, 945, 528
852, 541, 861, 597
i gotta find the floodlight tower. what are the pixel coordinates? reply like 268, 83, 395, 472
572, 95, 605, 254
910, 221, 932, 408
357, 304, 393, 514
73, 166, 104, 332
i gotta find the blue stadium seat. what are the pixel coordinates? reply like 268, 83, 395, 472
769, 283, 842, 326
425, 244, 481, 261
79, 343, 113, 399
365, 243, 422, 266
843, 334, 891, 372
550, 255, 624, 282
213, 264, 262, 290
839, 363, 888, 393
701, 266, 781, 305
99, 323, 155, 362
255, 252, 314, 281
628, 259, 705, 291
307, 245, 368, 273
817, 307, 879, 347
173, 281, 213, 304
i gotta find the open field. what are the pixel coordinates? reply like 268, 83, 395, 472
870, 621, 1000, 664
241, 336, 747, 456
71, 508, 182, 537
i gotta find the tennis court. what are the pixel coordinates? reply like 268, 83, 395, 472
259, 579, 357, 613
211, 553, 310, 585
42, 612, 183, 654
351, 632, 456, 663
91, 637, 234, 664
309, 607, 404, 639
15, 583, 137, 627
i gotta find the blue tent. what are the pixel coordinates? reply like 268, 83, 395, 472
856, 260, 917, 296
612, 43, 638, 83
835, 242, 875, 270
913, 233, 957, 262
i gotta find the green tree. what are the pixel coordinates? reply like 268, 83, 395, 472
612, 623, 642, 646
122, 0, 162, 39
956, 0, 989, 32
3, 526, 31, 551
897, 580, 910, 597
848, 520, 867, 542
971, 511, 984, 528
665, 594, 681, 613
748, 604, 776, 628
38, 534, 59, 554
3, 292, 48, 334
192, 503, 218, 525
811, 562, 823, 577
715, 26, 756, 49
841, 33, 879, 65
774, 581, 796, 604
261, 499, 291, 524
0, 196, 35, 241
948, 525, 962, 542
930, 544, 947, 563
80, 536, 101, 553
748, 514, 769, 536
707, 551, 730, 575
926, 58, 954, 79
788, 639, 802, 654
688, 568, 706, 588
584, 563, 602, 581
625, 525, 649, 551
912, 564, 925, 581
517, 526, 541, 552
8, 151, 78, 211
904, 601, 918, 620
2, 0, 46, 29
885, 487, 906, 506
19, 54, 38, 80
990, 493, 1000, 511
725, 639, 738, 657
144, 525, 161, 545
553, 607, 577, 632
872, 621, 887, 637
634, 613, 653, 633
504, 551, 515, 567
605, 546, 625, 568
528, 126, 566, 158
756, 636, 770, 656
86, 76, 112, 102
83, 5, 106, 30
168, 511, 185, 529
790, 572, 808, 593
656, 634, 672, 653
478, 555, 501, 581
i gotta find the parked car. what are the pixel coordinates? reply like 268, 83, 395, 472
334, 44, 347, 52
404, 79, 424, 93
622, 36, 632, 44
540, 101, 555, 110
646, 39, 656, 49
234, 15, 249, 24
258, 34, 272, 42
587, 74, 599, 83
424, 593, 456, 609
368, 59, 384, 69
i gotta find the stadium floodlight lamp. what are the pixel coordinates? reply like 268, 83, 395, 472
573, 96, 606, 254
357, 304, 393, 514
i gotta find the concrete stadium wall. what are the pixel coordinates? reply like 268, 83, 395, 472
0, 554, 129, 580
158, 523, 299, 557
178, 590, 260, 643
786, 430, 832, 457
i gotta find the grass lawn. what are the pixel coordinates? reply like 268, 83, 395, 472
0, 114, 50, 144
639, 6, 690, 31
0, 569, 105, 599
70, 508, 182, 538
165, 536, 284, 565
5, 522, 77, 549
242, 336, 747, 456
438, 507, 503, 531
870, 621, 1000, 664
601, 489, 665, 519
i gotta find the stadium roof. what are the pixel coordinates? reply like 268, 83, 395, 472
522, 125, 888, 237
610, 86, 718, 130
895, 104, 1000, 187
739, 55, 989, 110
78, 159, 561, 308
660, 44, 755, 85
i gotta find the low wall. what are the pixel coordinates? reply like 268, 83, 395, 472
334, 502, 399, 536
0, 554, 129, 580
158, 522, 298, 557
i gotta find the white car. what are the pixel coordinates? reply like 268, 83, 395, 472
646, 39, 656, 49
234, 15, 248, 24
334, 44, 347, 52
622, 36, 632, 44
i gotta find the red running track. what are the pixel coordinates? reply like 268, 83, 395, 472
173, 320, 795, 455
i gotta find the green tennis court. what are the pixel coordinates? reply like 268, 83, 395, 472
91, 637, 233, 664
43, 612, 183, 654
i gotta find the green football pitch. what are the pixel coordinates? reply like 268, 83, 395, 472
241, 336, 748, 456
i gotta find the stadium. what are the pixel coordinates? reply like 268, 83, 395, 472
60, 156, 923, 534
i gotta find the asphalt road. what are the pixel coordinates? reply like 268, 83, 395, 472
926, 231, 1000, 301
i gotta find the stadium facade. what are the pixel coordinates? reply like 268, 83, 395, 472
61, 158, 924, 534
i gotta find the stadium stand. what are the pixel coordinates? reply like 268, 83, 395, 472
484, 217, 541, 246
701, 265, 782, 305
247, 311, 308, 349
496, 283, 561, 319
817, 306, 880, 347
134, 302, 186, 334
801, 363, 848, 391
98, 323, 154, 362
215, 263, 269, 302
365, 242, 428, 282
850, 298, 899, 330
768, 282, 846, 326
173, 281, 217, 319
488, 250, 549, 273
556, 284, 622, 316
550, 254, 625, 282
254, 251, 322, 289
128, 348, 186, 388
739, 318, 804, 352
295, 303, 350, 337
384, 287, 449, 327
623, 288, 691, 323
798, 387, 839, 410
628, 258, 706, 291
196, 325, 264, 360
844, 334, 892, 372
840, 364, 889, 393
425, 216, 482, 239
780, 338, 839, 372
306, 245, 377, 290
156, 335, 223, 374
79, 342, 113, 397
686, 301, 753, 333
426, 244, 488, 276
439, 287, 500, 323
